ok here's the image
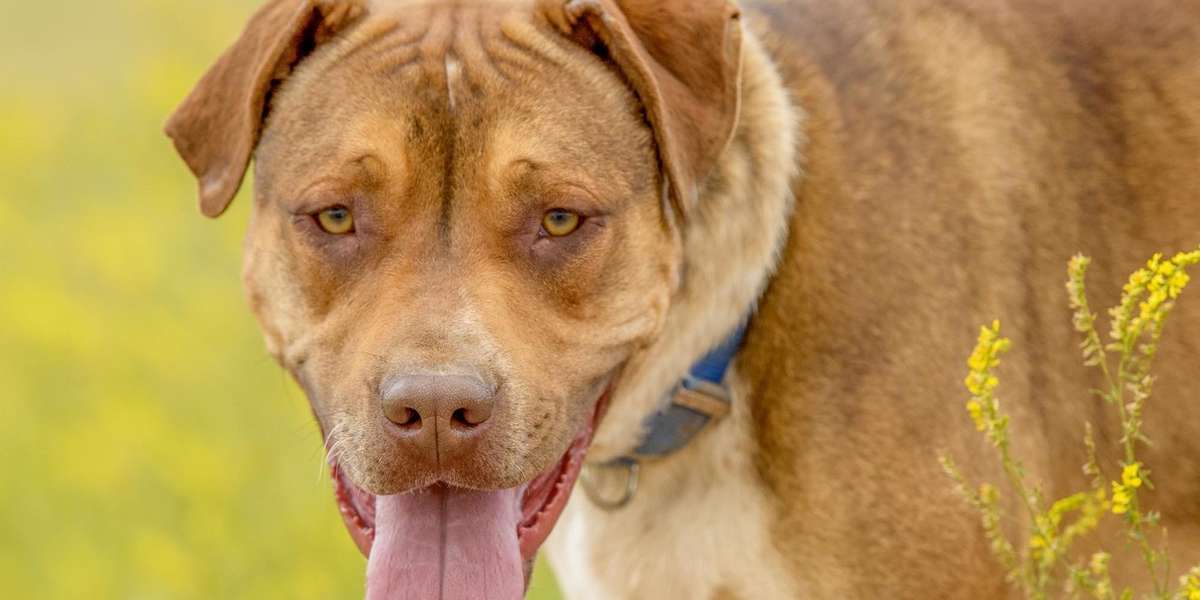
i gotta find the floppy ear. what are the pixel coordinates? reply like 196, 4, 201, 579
165, 0, 364, 218
539, 0, 743, 221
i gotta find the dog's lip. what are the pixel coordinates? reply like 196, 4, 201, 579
328, 381, 612, 569
331, 462, 376, 557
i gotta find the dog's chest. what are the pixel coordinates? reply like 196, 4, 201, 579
544, 395, 802, 600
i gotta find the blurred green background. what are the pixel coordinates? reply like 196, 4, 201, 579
0, 1, 562, 598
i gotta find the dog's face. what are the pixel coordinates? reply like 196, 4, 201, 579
249, 4, 674, 496
166, 0, 741, 597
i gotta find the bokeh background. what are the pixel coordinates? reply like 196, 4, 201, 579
0, 1, 563, 597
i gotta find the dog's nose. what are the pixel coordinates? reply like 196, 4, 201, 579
380, 374, 495, 456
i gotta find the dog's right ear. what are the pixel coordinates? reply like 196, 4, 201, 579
537, 0, 743, 223
165, 0, 364, 218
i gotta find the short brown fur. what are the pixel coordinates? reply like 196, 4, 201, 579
167, 0, 1200, 597
744, 0, 1200, 596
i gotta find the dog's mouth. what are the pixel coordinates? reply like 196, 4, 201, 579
329, 387, 608, 599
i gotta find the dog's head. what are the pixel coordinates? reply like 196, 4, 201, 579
166, 0, 741, 596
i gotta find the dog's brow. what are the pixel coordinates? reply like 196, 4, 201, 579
287, 153, 385, 203
507, 158, 541, 176
348, 153, 385, 180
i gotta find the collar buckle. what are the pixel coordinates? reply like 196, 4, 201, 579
579, 457, 640, 510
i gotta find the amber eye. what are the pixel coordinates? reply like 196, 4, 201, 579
316, 206, 354, 234
541, 209, 581, 237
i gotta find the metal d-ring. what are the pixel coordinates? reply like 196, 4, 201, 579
579, 457, 640, 511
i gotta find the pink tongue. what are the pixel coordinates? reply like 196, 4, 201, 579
365, 486, 525, 600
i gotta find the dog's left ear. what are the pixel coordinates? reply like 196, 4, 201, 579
539, 0, 743, 222
165, 0, 365, 218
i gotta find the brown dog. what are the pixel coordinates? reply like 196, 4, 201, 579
166, 0, 1200, 598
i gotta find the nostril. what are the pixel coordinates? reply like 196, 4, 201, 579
383, 400, 424, 431
394, 407, 421, 430
451, 407, 488, 429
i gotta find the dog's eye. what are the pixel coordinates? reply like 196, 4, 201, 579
316, 206, 354, 235
541, 209, 581, 237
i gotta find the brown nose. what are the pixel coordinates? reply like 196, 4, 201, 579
380, 374, 495, 462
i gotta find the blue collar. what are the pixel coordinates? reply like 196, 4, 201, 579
630, 321, 748, 458
580, 322, 748, 509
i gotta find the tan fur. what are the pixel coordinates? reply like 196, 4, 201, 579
167, 0, 1200, 597
559, 0, 1200, 597
548, 370, 803, 599
544, 32, 800, 599
587, 29, 798, 462
739, 0, 1200, 596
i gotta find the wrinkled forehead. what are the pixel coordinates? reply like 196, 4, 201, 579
257, 0, 647, 188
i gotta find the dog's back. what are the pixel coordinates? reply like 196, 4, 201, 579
740, 0, 1200, 596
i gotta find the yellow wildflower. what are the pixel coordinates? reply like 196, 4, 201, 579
979, 482, 998, 503
1121, 463, 1141, 489
966, 400, 985, 431
1110, 481, 1132, 515
1127, 269, 1150, 289
1168, 270, 1190, 298
1180, 566, 1200, 600
964, 373, 981, 395
967, 353, 988, 374
1110, 248, 1200, 343
964, 321, 1008, 395
1147, 253, 1163, 271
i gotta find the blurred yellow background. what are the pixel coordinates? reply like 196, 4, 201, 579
0, 1, 562, 598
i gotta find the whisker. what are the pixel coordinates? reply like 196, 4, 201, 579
318, 418, 348, 484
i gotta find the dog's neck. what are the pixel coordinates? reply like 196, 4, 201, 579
589, 30, 802, 461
